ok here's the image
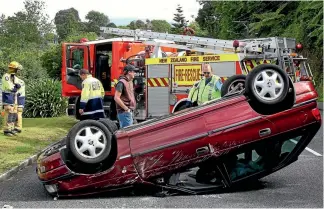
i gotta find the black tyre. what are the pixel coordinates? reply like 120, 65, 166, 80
99, 118, 118, 133
245, 64, 289, 105
173, 100, 194, 113
220, 75, 246, 97
248, 76, 295, 115
75, 97, 81, 120
246, 65, 295, 115
66, 120, 112, 164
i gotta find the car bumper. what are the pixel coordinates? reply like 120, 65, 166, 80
36, 146, 139, 197
36, 148, 74, 183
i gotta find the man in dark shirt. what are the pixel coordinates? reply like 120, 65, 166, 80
114, 65, 138, 128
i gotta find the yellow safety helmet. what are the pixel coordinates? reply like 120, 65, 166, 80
8, 61, 23, 70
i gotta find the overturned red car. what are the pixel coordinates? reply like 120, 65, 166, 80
36, 64, 321, 198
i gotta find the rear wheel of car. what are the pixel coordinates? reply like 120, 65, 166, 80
245, 64, 294, 115
245, 64, 289, 105
99, 118, 118, 133
221, 75, 246, 97
66, 120, 112, 164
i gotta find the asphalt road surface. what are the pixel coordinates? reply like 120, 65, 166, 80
0, 111, 323, 208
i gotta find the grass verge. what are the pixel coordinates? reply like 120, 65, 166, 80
0, 116, 77, 174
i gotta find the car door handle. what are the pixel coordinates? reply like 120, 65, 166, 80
196, 146, 210, 156
259, 128, 271, 137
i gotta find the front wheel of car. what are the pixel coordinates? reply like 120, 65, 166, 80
66, 120, 112, 164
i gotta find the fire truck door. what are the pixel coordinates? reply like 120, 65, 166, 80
62, 44, 90, 91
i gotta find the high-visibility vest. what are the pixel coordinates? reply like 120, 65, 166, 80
1, 73, 18, 105
188, 75, 221, 105
80, 75, 105, 116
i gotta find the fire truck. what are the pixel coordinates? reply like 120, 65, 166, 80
62, 27, 314, 122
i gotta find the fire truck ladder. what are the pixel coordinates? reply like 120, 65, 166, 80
100, 27, 266, 57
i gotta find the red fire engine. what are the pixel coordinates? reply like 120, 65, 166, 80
61, 27, 314, 122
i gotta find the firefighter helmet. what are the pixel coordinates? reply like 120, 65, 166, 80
8, 61, 22, 69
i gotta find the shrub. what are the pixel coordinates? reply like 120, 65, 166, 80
23, 79, 67, 118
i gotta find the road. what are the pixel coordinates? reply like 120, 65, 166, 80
0, 111, 322, 208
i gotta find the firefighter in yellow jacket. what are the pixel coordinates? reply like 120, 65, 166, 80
78, 69, 105, 120
1, 61, 24, 136
188, 63, 223, 105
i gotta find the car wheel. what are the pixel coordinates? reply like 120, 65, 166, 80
220, 75, 246, 97
245, 64, 289, 105
99, 118, 118, 133
245, 65, 295, 115
66, 120, 112, 164
248, 76, 296, 115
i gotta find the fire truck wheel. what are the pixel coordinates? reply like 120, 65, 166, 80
99, 118, 118, 133
173, 100, 193, 113
245, 64, 289, 105
220, 75, 246, 97
75, 97, 81, 120
66, 120, 112, 164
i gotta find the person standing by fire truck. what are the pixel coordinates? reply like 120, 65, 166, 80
78, 69, 105, 120
114, 65, 138, 128
1, 61, 23, 136
188, 63, 223, 105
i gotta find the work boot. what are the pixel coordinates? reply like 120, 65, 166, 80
11, 129, 19, 135
13, 128, 22, 133
4, 131, 14, 137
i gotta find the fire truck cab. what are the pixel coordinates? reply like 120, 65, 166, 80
61, 38, 176, 121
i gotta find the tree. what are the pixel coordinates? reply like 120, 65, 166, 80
0, 0, 53, 79
171, 4, 187, 34
150, 20, 171, 33
145, 19, 152, 30
188, 21, 208, 37
107, 22, 117, 28
0, 0, 54, 46
54, 8, 82, 41
135, 20, 146, 29
127, 19, 148, 30
84, 10, 110, 35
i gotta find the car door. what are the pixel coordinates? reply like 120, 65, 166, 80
128, 111, 210, 180
203, 98, 278, 156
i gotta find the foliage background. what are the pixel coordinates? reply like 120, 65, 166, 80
0, 0, 322, 118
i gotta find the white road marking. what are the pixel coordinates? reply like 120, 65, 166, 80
290, 139, 323, 157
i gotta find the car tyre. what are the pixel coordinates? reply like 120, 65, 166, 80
66, 120, 112, 164
221, 75, 246, 97
245, 64, 295, 115
99, 118, 118, 133
245, 64, 289, 105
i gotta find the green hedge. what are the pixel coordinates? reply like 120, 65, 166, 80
23, 79, 67, 118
